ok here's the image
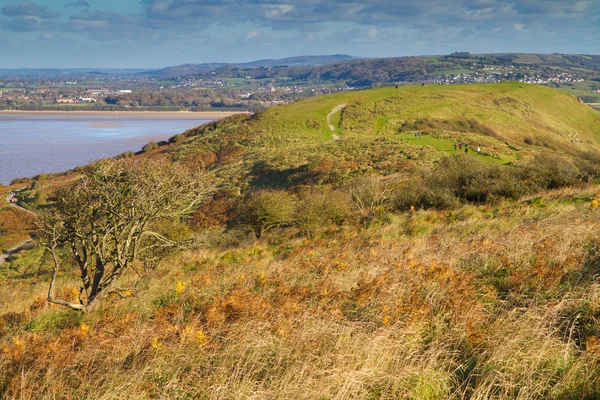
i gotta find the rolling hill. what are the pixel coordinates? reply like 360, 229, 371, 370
149, 54, 357, 79
159, 82, 600, 192
2, 83, 600, 399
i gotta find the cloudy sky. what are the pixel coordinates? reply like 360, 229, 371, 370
1, 0, 600, 68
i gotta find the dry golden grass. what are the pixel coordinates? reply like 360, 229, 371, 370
2, 185, 600, 399
0, 186, 35, 251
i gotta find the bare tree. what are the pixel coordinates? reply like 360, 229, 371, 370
348, 176, 393, 219
36, 158, 213, 312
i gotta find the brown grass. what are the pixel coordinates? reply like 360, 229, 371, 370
2, 185, 600, 398
0, 186, 35, 251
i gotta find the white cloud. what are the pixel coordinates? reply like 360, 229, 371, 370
245, 30, 261, 39
367, 27, 378, 40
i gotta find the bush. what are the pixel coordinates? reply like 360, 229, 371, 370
391, 155, 536, 211
427, 156, 494, 203
239, 190, 296, 238
526, 153, 580, 190
348, 176, 392, 217
189, 193, 236, 230
116, 151, 135, 159
574, 151, 600, 184
169, 134, 185, 144
296, 189, 351, 237
391, 178, 458, 211
141, 142, 158, 153
305, 120, 322, 130
9, 177, 33, 186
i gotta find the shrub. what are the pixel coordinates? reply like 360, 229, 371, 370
296, 189, 351, 237
348, 176, 392, 217
239, 190, 296, 238
189, 193, 236, 230
574, 151, 600, 183
391, 155, 536, 211
427, 156, 493, 203
526, 153, 580, 190
169, 133, 185, 144
116, 151, 135, 159
141, 142, 158, 153
9, 177, 33, 186
305, 120, 322, 129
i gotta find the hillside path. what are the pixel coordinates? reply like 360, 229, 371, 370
0, 191, 37, 266
327, 103, 347, 141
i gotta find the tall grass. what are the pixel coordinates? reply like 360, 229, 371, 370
2, 185, 600, 398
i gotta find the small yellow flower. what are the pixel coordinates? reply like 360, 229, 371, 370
382, 306, 391, 325
11, 337, 25, 351
196, 330, 206, 347
175, 280, 186, 296
151, 337, 162, 350
591, 199, 598, 210
79, 323, 90, 336
258, 272, 266, 284
336, 261, 349, 271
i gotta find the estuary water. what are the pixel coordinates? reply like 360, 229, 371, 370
0, 115, 214, 185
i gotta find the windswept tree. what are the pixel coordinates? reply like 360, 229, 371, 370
36, 158, 213, 312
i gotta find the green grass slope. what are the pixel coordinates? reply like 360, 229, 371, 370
161, 83, 600, 193
260, 82, 600, 149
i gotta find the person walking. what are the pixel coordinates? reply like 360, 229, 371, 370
454, 142, 458, 151
477, 146, 481, 154
459, 143, 462, 150
465, 143, 469, 154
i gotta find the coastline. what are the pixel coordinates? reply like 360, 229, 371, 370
0, 110, 248, 119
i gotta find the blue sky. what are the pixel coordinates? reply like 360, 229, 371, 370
1, 0, 600, 68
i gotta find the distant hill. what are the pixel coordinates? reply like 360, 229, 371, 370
239, 54, 356, 68
150, 54, 357, 78
168, 53, 600, 88
0, 68, 152, 79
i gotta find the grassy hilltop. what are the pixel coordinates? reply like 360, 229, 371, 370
3, 83, 600, 399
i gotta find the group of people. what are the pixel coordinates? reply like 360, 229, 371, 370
454, 142, 481, 155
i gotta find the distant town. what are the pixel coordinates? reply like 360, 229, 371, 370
2, 52, 600, 111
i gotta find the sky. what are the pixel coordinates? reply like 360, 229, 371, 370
1, 0, 600, 68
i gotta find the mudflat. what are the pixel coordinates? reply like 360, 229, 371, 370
0, 110, 247, 119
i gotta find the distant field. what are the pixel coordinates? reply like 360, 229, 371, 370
434, 67, 473, 75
